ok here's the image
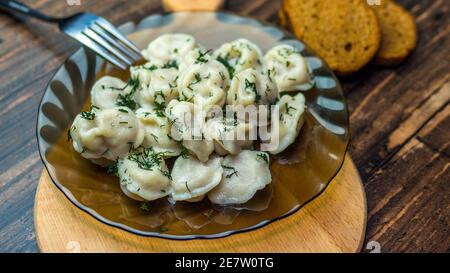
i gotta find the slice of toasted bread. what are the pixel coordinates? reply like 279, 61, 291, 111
370, 0, 417, 65
282, 0, 381, 75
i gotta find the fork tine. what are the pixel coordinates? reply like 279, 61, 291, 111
90, 24, 141, 62
94, 18, 142, 55
83, 28, 133, 66
74, 32, 128, 70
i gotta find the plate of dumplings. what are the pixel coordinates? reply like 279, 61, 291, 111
37, 12, 349, 239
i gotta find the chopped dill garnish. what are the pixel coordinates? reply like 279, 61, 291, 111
256, 152, 269, 164
244, 78, 260, 102
80, 105, 99, 120
194, 49, 211, 64
150, 133, 159, 143
216, 55, 235, 78
185, 181, 192, 193
127, 147, 166, 171
187, 73, 202, 90
116, 92, 137, 110
285, 103, 297, 116
143, 64, 158, 71
118, 108, 129, 113
162, 60, 178, 69
140, 202, 150, 212
222, 165, 239, 178
106, 161, 119, 177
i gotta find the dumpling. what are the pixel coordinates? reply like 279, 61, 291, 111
213, 38, 263, 77
90, 76, 136, 110
207, 150, 271, 205
131, 66, 179, 108
170, 156, 223, 202
204, 117, 255, 155
70, 106, 144, 162
135, 108, 181, 157
165, 100, 214, 162
178, 47, 209, 72
227, 68, 279, 106
117, 147, 171, 201
177, 56, 230, 111
141, 33, 197, 66
264, 44, 313, 92
264, 93, 306, 154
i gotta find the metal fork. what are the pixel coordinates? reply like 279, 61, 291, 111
0, 0, 141, 69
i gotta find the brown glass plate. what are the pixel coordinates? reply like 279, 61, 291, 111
37, 12, 349, 239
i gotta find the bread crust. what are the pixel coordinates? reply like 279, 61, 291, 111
281, 0, 381, 75
370, 0, 418, 66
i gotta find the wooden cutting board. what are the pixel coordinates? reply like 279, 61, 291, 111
34, 154, 367, 252
34, 1, 366, 253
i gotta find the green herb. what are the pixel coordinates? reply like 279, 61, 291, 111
216, 55, 235, 78
80, 105, 99, 120
128, 147, 166, 171
162, 60, 178, 69
185, 181, 192, 193
118, 108, 129, 113
116, 92, 137, 110
143, 64, 158, 71
140, 202, 150, 212
150, 133, 159, 143
106, 161, 119, 177
115, 78, 139, 110
154, 101, 166, 118
222, 165, 239, 178
256, 152, 269, 164
161, 169, 172, 180
187, 73, 202, 90
195, 49, 211, 64
244, 78, 260, 102
285, 103, 297, 116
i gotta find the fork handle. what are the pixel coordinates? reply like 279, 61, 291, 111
0, 0, 59, 23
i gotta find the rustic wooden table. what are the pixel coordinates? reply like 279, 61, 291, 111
0, 0, 448, 253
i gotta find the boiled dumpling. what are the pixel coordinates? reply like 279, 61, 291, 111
131, 66, 179, 108
178, 47, 209, 72
208, 150, 271, 205
214, 38, 263, 77
117, 147, 171, 201
264, 93, 306, 154
227, 68, 279, 107
90, 76, 135, 109
135, 108, 181, 157
264, 44, 313, 92
170, 156, 223, 202
177, 56, 230, 111
165, 100, 214, 162
141, 33, 197, 66
204, 117, 255, 155
70, 106, 144, 162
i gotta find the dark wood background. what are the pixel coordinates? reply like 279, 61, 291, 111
0, 0, 448, 253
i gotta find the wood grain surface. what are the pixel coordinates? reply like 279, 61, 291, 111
35, 155, 366, 253
0, 0, 448, 252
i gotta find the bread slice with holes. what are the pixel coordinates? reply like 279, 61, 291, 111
369, 0, 417, 65
281, 0, 381, 75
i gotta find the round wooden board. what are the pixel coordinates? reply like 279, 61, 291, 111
34, 154, 367, 253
